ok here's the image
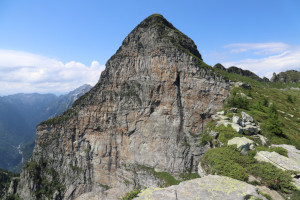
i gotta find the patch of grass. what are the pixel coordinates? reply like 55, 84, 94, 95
258, 192, 272, 200
200, 131, 213, 145
201, 146, 251, 181
178, 172, 200, 181
214, 124, 240, 144
201, 146, 295, 193
137, 165, 180, 187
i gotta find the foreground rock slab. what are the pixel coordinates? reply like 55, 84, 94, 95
255, 151, 300, 172
134, 175, 266, 200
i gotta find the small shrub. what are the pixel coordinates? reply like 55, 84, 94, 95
201, 146, 295, 193
214, 125, 239, 144
201, 146, 249, 181
248, 162, 295, 192
226, 94, 249, 110
266, 104, 285, 138
287, 95, 294, 103
122, 189, 141, 200
200, 131, 213, 145
262, 97, 269, 107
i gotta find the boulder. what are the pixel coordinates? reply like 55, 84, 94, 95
271, 144, 300, 166
255, 151, 300, 172
231, 123, 243, 134
134, 175, 266, 200
197, 162, 207, 177
216, 120, 230, 127
232, 116, 242, 125
228, 137, 255, 154
252, 134, 268, 146
241, 111, 253, 122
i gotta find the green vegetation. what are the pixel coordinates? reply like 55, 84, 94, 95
122, 188, 141, 200
24, 160, 65, 199
137, 165, 180, 187
99, 183, 110, 190
200, 131, 213, 145
0, 168, 19, 198
6, 194, 22, 200
226, 92, 250, 110
201, 146, 295, 193
69, 164, 83, 173
200, 67, 300, 197
214, 124, 240, 144
258, 192, 272, 200
214, 76, 300, 148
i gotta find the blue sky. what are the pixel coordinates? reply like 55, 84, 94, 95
0, 0, 300, 95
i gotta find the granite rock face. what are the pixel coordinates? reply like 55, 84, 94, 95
10, 14, 230, 199
134, 175, 266, 200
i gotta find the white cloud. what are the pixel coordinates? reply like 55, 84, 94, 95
224, 42, 290, 55
0, 50, 105, 95
221, 43, 300, 78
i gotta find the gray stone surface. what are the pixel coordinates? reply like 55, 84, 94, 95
241, 111, 254, 122
135, 175, 266, 200
228, 137, 255, 154
257, 186, 284, 200
255, 151, 300, 172
232, 116, 241, 125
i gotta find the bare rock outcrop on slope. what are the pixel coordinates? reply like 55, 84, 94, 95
134, 175, 267, 200
9, 14, 230, 199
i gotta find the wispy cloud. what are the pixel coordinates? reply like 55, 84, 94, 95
224, 42, 290, 55
221, 44, 300, 78
0, 50, 105, 95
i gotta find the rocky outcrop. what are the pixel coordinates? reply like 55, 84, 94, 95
134, 175, 267, 200
213, 63, 263, 81
271, 70, 300, 83
255, 151, 300, 171
213, 110, 261, 136
10, 14, 230, 199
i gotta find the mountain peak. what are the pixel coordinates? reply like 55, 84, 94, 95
137, 13, 177, 30
115, 13, 202, 61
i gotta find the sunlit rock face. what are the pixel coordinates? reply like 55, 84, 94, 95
13, 14, 229, 199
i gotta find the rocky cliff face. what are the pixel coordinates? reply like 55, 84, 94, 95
10, 14, 230, 199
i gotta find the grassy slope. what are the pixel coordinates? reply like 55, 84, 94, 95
214, 68, 300, 147
200, 69, 300, 199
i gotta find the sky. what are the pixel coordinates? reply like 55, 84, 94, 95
0, 0, 300, 95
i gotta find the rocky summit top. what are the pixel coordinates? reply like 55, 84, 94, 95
112, 14, 202, 61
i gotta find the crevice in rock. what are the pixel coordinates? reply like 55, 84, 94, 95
174, 71, 184, 144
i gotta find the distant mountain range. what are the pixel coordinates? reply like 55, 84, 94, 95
0, 84, 92, 172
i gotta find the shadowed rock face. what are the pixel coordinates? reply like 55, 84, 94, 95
13, 14, 230, 199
